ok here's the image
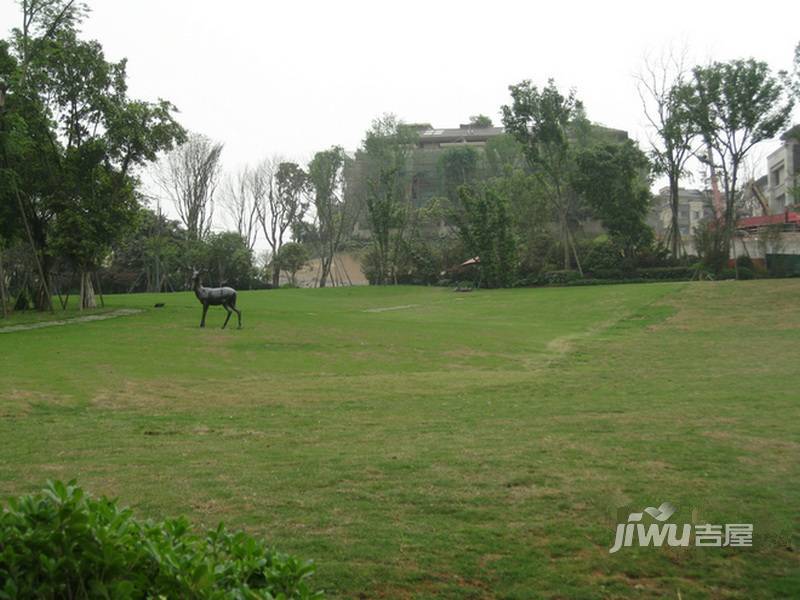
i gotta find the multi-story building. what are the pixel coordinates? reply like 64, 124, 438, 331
764, 125, 800, 213
650, 187, 714, 238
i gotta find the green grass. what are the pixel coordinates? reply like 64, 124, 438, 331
1, 281, 798, 598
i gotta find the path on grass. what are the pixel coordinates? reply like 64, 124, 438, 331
0, 308, 143, 333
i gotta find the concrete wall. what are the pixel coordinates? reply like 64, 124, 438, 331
282, 252, 368, 287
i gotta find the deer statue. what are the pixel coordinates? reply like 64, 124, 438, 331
191, 270, 242, 329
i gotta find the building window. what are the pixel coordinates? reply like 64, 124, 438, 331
772, 164, 785, 186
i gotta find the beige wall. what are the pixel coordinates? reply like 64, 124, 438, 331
281, 252, 368, 287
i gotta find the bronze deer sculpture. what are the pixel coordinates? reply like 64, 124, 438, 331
192, 270, 242, 329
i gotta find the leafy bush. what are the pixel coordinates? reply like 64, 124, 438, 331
736, 255, 754, 270
588, 268, 627, 280
637, 266, 695, 281
582, 240, 623, 272
737, 267, 755, 280
0, 481, 323, 599
540, 270, 582, 285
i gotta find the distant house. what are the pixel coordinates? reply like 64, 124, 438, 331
649, 187, 715, 238
765, 125, 800, 213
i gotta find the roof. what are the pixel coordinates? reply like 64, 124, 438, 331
737, 211, 800, 229
418, 127, 505, 145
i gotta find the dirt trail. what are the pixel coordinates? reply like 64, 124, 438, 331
0, 308, 143, 334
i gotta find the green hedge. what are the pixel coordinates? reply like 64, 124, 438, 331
0, 481, 323, 599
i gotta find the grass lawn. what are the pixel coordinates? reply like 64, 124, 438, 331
0, 281, 798, 598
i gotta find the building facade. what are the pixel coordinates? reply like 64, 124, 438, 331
764, 125, 800, 213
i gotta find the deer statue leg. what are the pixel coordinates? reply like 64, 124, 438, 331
222, 304, 232, 329
230, 294, 242, 329
200, 303, 209, 328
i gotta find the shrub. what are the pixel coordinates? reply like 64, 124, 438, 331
540, 270, 582, 285
589, 268, 626, 280
0, 481, 323, 599
637, 266, 695, 281
736, 255, 754, 270
582, 240, 622, 272
737, 267, 755, 280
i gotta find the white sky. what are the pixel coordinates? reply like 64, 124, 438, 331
1, 0, 798, 233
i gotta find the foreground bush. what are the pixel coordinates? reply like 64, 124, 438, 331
0, 481, 323, 599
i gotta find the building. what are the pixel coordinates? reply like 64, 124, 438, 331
764, 125, 800, 213
351, 120, 629, 209
650, 187, 714, 239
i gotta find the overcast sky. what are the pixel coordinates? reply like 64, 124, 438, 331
1, 0, 798, 225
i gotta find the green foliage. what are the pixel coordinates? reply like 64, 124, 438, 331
0, 1, 184, 308
439, 146, 480, 203
454, 186, 517, 288
573, 140, 654, 257
468, 114, 493, 128
693, 220, 728, 274
582, 239, 624, 272
308, 146, 353, 288
637, 266, 696, 281
0, 480, 322, 599
538, 269, 582, 285
200, 232, 255, 288
501, 79, 588, 270
483, 133, 525, 177
689, 59, 793, 238
360, 115, 419, 285
274, 242, 309, 286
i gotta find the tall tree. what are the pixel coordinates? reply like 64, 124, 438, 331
221, 167, 259, 252
574, 140, 654, 259
636, 51, 698, 257
360, 115, 418, 285
454, 186, 517, 288
256, 159, 310, 287
690, 59, 794, 262
439, 145, 480, 204
2, 1, 184, 309
502, 79, 586, 271
307, 146, 357, 287
155, 133, 223, 242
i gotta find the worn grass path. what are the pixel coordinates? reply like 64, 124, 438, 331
0, 282, 798, 598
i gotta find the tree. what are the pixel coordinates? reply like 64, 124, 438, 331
502, 79, 587, 271
307, 146, 357, 287
439, 145, 480, 204
574, 141, 654, 259
203, 231, 253, 288
274, 242, 309, 286
221, 167, 259, 252
359, 115, 418, 284
483, 133, 525, 177
469, 114, 493, 128
2, 2, 184, 309
690, 59, 794, 265
255, 159, 310, 288
155, 133, 223, 242
454, 186, 517, 288
636, 51, 698, 257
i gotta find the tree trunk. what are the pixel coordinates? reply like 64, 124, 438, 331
0, 245, 8, 318
669, 175, 681, 257
319, 255, 332, 288
79, 271, 97, 310
272, 266, 281, 288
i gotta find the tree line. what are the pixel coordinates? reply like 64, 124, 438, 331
1, 1, 798, 318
